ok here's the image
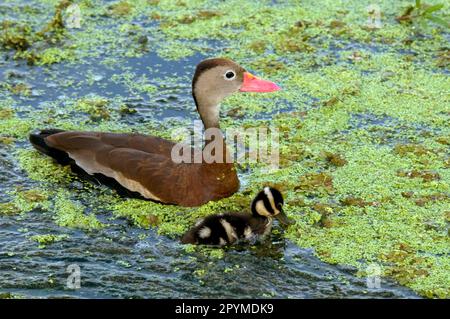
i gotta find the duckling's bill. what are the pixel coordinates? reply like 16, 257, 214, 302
275, 210, 294, 227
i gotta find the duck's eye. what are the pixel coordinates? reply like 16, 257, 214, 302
224, 70, 236, 80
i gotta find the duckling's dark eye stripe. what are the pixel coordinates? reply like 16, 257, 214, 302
271, 188, 284, 206
262, 195, 275, 215
264, 186, 279, 214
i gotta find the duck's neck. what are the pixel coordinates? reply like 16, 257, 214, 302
193, 92, 235, 166
193, 92, 221, 130
201, 106, 220, 131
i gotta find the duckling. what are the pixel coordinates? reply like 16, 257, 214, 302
181, 187, 292, 246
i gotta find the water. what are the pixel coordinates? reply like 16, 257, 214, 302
0, 211, 417, 298
0, 1, 427, 298
0, 86, 418, 298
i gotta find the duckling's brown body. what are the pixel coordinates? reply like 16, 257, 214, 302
29, 58, 279, 207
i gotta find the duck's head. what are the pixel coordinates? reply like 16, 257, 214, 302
251, 186, 293, 226
192, 58, 280, 129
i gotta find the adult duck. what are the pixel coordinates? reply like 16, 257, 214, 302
29, 58, 280, 207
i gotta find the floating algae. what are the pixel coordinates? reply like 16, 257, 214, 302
29, 234, 68, 248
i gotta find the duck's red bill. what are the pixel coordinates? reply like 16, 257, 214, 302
239, 72, 281, 93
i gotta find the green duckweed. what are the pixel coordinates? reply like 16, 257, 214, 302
0, 0, 449, 298
29, 234, 69, 248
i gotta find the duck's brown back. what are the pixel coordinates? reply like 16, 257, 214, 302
42, 130, 239, 206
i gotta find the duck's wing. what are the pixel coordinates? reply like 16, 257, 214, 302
46, 131, 176, 157
43, 131, 202, 205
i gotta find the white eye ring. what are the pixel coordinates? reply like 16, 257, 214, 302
224, 70, 236, 81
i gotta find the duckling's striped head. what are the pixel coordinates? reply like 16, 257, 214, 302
251, 187, 292, 226
251, 187, 283, 217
